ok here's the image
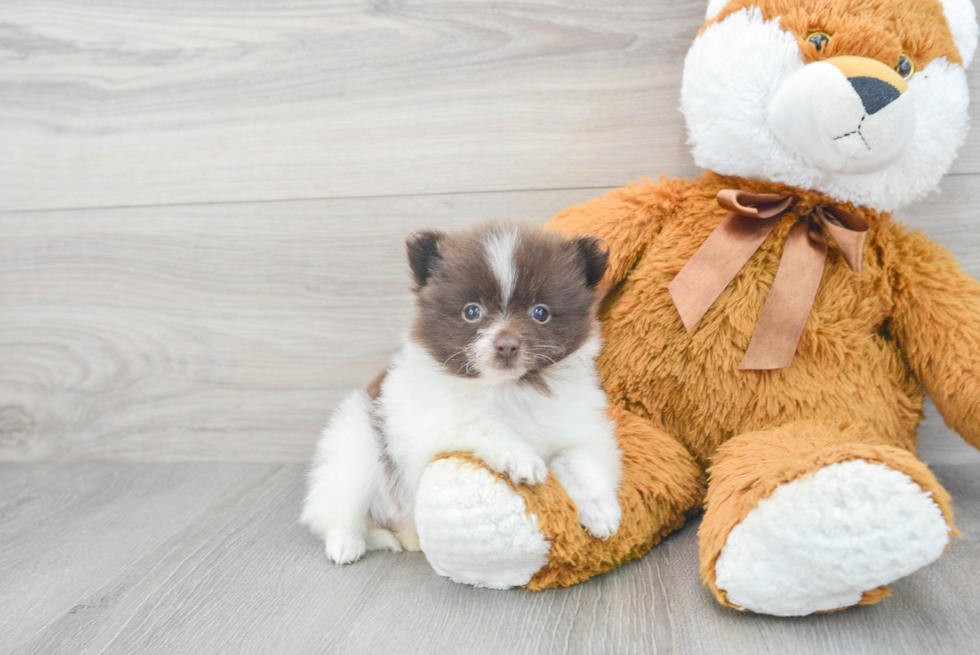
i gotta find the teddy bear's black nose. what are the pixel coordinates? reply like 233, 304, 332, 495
849, 76, 902, 115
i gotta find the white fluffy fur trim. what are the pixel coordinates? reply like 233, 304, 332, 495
714, 459, 950, 617
682, 9, 809, 188
822, 57, 970, 212
416, 457, 551, 589
705, 0, 730, 20
940, 0, 979, 68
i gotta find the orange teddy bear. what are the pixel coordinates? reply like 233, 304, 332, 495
413, 0, 980, 616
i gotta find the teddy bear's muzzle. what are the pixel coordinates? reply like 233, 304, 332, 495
767, 55, 915, 175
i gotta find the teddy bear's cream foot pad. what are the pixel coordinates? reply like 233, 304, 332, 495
416, 457, 551, 589
714, 459, 951, 617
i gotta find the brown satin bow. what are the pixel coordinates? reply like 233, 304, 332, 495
668, 189, 870, 370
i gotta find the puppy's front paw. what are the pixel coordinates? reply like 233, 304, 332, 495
577, 496, 622, 539
325, 530, 367, 565
483, 448, 549, 486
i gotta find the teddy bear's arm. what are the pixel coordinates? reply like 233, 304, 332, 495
547, 179, 680, 286
891, 226, 980, 450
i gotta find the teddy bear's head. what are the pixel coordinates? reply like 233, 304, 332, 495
681, 0, 978, 212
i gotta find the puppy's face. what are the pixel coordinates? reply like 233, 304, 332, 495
407, 225, 607, 383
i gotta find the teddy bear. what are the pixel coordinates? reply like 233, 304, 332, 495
410, 0, 980, 617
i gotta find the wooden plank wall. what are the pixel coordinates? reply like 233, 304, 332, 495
1, 0, 978, 462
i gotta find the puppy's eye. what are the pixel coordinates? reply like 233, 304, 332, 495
895, 54, 914, 79
462, 303, 483, 322
530, 304, 551, 324
806, 31, 830, 52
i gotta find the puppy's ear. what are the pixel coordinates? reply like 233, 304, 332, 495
406, 230, 445, 289
574, 236, 609, 289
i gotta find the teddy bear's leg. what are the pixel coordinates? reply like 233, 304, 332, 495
699, 420, 956, 616
415, 409, 704, 590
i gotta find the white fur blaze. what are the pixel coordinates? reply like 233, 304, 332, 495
714, 459, 951, 617
415, 458, 551, 589
483, 227, 519, 307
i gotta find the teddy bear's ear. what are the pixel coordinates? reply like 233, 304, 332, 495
705, 0, 731, 21
939, 0, 979, 68
406, 230, 445, 290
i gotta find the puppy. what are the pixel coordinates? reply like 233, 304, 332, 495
301, 223, 623, 565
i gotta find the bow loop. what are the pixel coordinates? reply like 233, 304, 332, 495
716, 189, 795, 219
668, 189, 869, 370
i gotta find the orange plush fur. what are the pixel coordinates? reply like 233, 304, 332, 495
537, 170, 975, 603
424, 0, 980, 610
708, 0, 962, 67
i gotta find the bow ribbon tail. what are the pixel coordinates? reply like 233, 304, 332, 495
739, 221, 828, 370
669, 189, 868, 371
668, 211, 781, 331
739, 206, 868, 370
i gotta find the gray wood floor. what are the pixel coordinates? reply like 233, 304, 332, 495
2, 1, 980, 654
1, 461, 978, 655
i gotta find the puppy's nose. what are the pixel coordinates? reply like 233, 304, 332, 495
494, 337, 520, 359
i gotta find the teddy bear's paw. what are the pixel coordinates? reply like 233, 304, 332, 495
714, 459, 951, 616
415, 457, 551, 589
324, 530, 368, 565
576, 495, 622, 539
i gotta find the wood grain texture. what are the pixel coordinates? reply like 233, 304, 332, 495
2, 2, 978, 652
0, 0, 701, 211
0, 188, 609, 461
0, 463, 285, 652
1, 176, 979, 463
2, 462, 978, 655
2, 0, 978, 212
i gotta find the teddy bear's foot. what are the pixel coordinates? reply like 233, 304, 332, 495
714, 459, 950, 616
415, 456, 552, 589
701, 421, 957, 616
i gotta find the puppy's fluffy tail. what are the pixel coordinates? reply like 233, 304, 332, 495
366, 528, 403, 552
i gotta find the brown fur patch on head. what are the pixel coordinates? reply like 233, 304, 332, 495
407, 223, 607, 380
407, 226, 500, 377
508, 229, 608, 379
708, 0, 962, 68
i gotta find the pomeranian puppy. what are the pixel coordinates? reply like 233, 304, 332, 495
301, 223, 622, 565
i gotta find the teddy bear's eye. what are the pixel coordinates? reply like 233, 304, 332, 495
806, 32, 831, 52
895, 54, 914, 79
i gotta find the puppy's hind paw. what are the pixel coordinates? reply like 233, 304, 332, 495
325, 530, 367, 565
577, 497, 622, 539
